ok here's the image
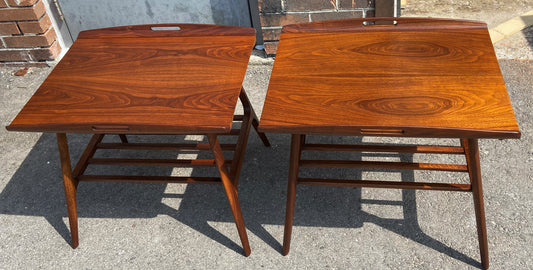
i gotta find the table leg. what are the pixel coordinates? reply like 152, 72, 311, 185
229, 89, 255, 186
207, 134, 251, 256
119, 134, 128, 143
464, 138, 489, 269
56, 133, 79, 248
282, 134, 304, 255
239, 87, 270, 147
252, 117, 270, 147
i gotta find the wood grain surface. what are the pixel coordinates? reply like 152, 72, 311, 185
7, 24, 255, 134
259, 18, 520, 138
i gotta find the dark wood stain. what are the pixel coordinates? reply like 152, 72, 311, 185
259, 17, 520, 139
7, 24, 256, 134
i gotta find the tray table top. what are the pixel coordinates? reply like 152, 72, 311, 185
7, 24, 255, 134
259, 18, 520, 138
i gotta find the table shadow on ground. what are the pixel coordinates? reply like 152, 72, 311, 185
0, 132, 480, 267
523, 19, 533, 49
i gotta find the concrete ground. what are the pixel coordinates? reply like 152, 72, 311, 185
1, 2, 532, 269
402, 0, 532, 28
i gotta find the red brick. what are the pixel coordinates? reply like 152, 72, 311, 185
258, 0, 283, 13
260, 13, 309, 27
264, 41, 278, 56
0, 49, 31, 61
262, 27, 282, 41
6, 0, 38, 7
3, 26, 55, 47
339, 0, 373, 9
18, 13, 50, 33
29, 39, 60, 60
0, 0, 45, 21
1, 0, 8, 8
0, 22, 20, 34
285, 0, 336, 12
311, 10, 363, 22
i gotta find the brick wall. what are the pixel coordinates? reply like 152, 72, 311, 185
259, 0, 375, 55
0, 0, 61, 66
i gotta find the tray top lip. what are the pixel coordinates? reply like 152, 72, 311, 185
77, 23, 256, 39
7, 24, 256, 134
281, 17, 488, 33
259, 18, 521, 139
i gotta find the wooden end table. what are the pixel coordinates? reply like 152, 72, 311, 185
258, 18, 520, 269
6, 24, 270, 256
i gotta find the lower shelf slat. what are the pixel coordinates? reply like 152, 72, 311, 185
88, 158, 231, 167
298, 178, 471, 191
96, 142, 236, 151
302, 143, 465, 154
300, 159, 468, 172
77, 175, 222, 184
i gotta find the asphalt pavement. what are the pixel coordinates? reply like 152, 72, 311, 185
1, 3, 532, 269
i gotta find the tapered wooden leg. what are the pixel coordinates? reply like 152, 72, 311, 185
119, 134, 128, 143
464, 138, 489, 269
229, 89, 254, 186
252, 117, 271, 147
208, 134, 251, 256
282, 134, 304, 255
56, 133, 79, 248
239, 87, 270, 147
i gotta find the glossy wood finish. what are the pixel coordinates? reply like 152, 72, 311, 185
6, 24, 270, 256
259, 17, 520, 139
55, 87, 263, 255
7, 24, 256, 134
260, 18, 520, 269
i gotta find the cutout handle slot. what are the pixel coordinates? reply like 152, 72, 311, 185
150, 26, 181, 31
363, 20, 398, 26
361, 128, 405, 135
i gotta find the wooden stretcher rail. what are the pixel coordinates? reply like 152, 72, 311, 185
77, 175, 222, 184
300, 159, 468, 172
96, 143, 236, 151
87, 158, 232, 167
302, 143, 465, 154
298, 178, 472, 191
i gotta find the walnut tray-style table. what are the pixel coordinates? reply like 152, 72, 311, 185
259, 18, 520, 269
7, 24, 269, 256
